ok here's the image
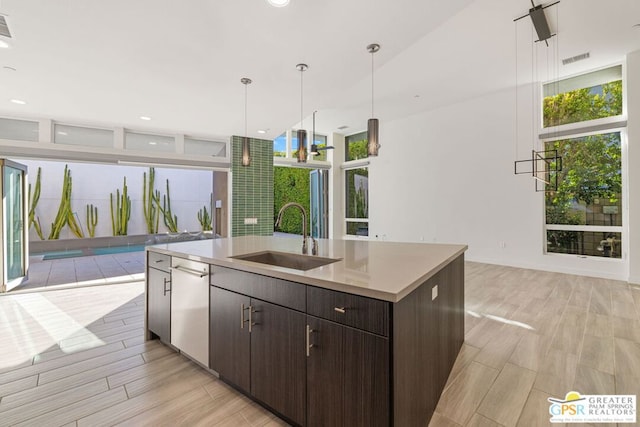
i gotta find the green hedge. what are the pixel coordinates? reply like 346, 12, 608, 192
274, 167, 310, 235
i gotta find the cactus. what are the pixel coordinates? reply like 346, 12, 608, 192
143, 168, 159, 234
154, 178, 178, 233
28, 167, 44, 240
86, 204, 98, 238
110, 177, 131, 236
198, 193, 213, 231
49, 165, 84, 239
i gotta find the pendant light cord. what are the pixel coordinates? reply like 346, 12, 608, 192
244, 83, 248, 140
371, 50, 375, 117
300, 68, 304, 129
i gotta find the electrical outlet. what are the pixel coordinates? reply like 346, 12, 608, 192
244, 218, 258, 225
432, 285, 438, 301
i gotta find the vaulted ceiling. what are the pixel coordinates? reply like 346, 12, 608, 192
0, 0, 639, 140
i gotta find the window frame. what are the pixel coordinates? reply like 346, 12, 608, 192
540, 63, 627, 261
344, 164, 369, 238
540, 126, 628, 261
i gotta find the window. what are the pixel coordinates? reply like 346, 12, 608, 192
0, 117, 39, 141
311, 134, 328, 161
541, 65, 625, 259
345, 131, 367, 162
184, 137, 226, 157
345, 167, 368, 236
273, 132, 287, 157
544, 132, 622, 258
543, 65, 622, 128
54, 124, 113, 148
125, 131, 175, 152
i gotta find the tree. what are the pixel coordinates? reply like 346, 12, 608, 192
545, 133, 621, 224
347, 139, 368, 161
543, 80, 622, 128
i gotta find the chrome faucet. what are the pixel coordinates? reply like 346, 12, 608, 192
275, 202, 318, 255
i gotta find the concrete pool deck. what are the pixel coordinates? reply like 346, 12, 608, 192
14, 251, 146, 293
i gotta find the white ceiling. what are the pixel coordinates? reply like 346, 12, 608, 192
0, 0, 639, 140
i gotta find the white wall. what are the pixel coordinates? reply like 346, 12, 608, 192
627, 50, 640, 284
17, 160, 213, 240
369, 84, 628, 280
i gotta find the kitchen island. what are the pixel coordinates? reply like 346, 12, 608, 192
145, 236, 467, 426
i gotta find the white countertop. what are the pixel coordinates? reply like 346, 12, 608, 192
147, 236, 467, 302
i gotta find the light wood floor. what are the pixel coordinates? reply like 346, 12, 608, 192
0, 262, 638, 426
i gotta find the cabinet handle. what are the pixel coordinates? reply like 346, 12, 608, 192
241, 303, 246, 329
334, 307, 346, 314
154, 259, 164, 263
248, 306, 256, 333
306, 324, 314, 357
171, 265, 207, 278
163, 278, 171, 296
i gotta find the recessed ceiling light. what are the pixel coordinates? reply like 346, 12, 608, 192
10, 99, 26, 105
634, 24, 640, 29
266, 0, 289, 7
140, 116, 152, 121
57, 131, 68, 136
257, 130, 267, 134
0, 39, 9, 49
3, 66, 16, 71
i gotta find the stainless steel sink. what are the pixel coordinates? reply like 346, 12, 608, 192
230, 251, 340, 271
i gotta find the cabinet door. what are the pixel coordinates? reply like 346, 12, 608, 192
251, 300, 306, 426
306, 317, 344, 427
147, 267, 171, 343
210, 287, 251, 392
344, 327, 390, 427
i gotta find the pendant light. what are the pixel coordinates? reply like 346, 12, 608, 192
240, 77, 252, 167
367, 43, 380, 156
296, 63, 308, 163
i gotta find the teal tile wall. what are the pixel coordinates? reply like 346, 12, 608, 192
231, 136, 274, 236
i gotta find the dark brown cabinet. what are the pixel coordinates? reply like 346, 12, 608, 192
209, 286, 250, 392
147, 255, 171, 343
251, 300, 306, 426
306, 317, 389, 427
209, 285, 306, 426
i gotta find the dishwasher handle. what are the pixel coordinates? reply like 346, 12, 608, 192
170, 265, 207, 278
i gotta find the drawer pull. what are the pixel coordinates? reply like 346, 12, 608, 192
171, 265, 207, 278
154, 259, 164, 263
334, 307, 346, 314
306, 324, 314, 357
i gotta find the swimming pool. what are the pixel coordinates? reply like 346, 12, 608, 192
31, 232, 214, 261
40, 244, 146, 260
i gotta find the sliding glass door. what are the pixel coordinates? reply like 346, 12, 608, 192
1, 160, 28, 292
310, 169, 329, 239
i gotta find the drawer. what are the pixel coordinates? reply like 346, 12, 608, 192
210, 265, 306, 312
148, 251, 171, 273
307, 287, 389, 336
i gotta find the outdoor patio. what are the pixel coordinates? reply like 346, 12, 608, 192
15, 252, 145, 293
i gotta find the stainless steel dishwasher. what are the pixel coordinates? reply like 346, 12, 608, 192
170, 257, 209, 367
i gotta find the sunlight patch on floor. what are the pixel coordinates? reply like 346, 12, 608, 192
0, 282, 144, 370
